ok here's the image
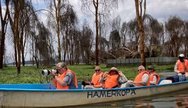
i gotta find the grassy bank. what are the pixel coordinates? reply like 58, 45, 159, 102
0, 64, 174, 84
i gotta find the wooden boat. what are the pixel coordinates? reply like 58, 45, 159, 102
0, 80, 188, 108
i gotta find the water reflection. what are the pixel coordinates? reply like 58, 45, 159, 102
72, 89, 188, 108
176, 95, 188, 108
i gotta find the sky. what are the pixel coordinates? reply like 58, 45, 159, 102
69, 0, 188, 24
4, 0, 188, 63
32, 0, 188, 27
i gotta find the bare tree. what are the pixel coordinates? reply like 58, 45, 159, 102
80, 24, 93, 64
7, 0, 39, 73
0, 0, 9, 69
121, 22, 128, 47
109, 30, 121, 50
47, 0, 68, 62
7, 0, 26, 74
81, 0, 118, 65
165, 16, 185, 57
184, 21, 188, 56
112, 15, 121, 31
93, 0, 99, 65
143, 14, 163, 57
72, 29, 81, 64
60, 4, 77, 63
127, 19, 139, 50
134, 0, 146, 66
36, 23, 52, 66
19, 1, 37, 66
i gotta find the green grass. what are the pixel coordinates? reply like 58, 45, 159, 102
0, 64, 175, 84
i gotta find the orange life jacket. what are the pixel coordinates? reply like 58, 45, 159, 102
134, 71, 149, 86
54, 69, 78, 89
103, 74, 119, 89
148, 72, 160, 85
176, 60, 188, 73
91, 72, 103, 88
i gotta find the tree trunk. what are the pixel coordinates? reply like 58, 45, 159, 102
14, 3, 21, 74
16, 24, 21, 74
0, 31, 5, 68
20, 30, 25, 66
54, 0, 62, 62
135, 0, 146, 67
0, 1, 9, 69
22, 47, 25, 66
94, 0, 99, 66
0, 3, 4, 69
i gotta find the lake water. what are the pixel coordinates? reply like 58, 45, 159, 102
73, 89, 188, 108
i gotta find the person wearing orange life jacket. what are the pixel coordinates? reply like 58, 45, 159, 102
174, 54, 188, 81
102, 67, 128, 89
147, 65, 160, 85
52, 62, 78, 89
83, 66, 104, 89
91, 66, 104, 88
133, 65, 150, 86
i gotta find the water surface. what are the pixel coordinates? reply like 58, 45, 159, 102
73, 89, 188, 108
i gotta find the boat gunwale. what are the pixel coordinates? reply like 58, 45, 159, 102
0, 80, 188, 92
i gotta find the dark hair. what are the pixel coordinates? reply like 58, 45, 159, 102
148, 65, 154, 70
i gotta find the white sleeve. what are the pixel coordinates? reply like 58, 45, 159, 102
142, 74, 149, 83
151, 76, 157, 84
174, 62, 179, 73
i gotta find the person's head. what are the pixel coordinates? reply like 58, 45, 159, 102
56, 62, 67, 74
148, 65, 155, 72
179, 54, 185, 62
109, 67, 119, 75
95, 66, 101, 72
138, 65, 145, 73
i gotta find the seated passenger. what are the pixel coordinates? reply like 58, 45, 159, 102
147, 65, 160, 85
133, 65, 149, 86
125, 65, 150, 87
91, 66, 104, 88
102, 67, 128, 89
174, 54, 187, 81
83, 66, 104, 89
